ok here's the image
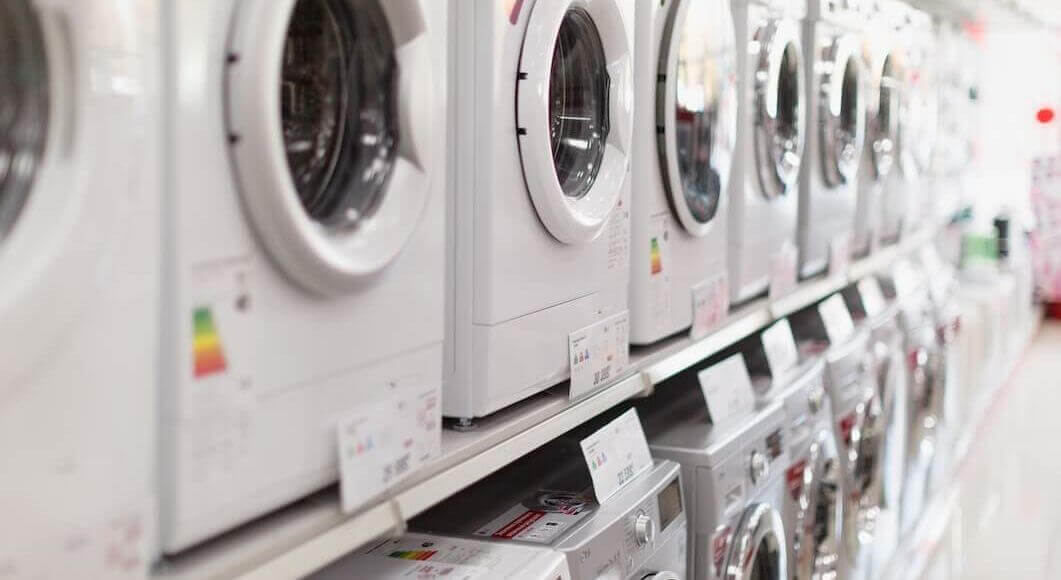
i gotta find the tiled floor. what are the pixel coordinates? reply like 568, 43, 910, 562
942, 320, 1061, 579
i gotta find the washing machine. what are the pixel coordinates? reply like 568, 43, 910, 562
447, 0, 634, 422
629, 0, 738, 345
309, 533, 573, 580
842, 279, 909, 578
160, 0, 448, 552
789, 307, 885, 580
875, 0, 911, 246
745, 349, 845, 580
728, 0, 808, 303
796, 0, 866, 278
411, 443, 688, 580
895, 7, 938, 238
0, 0, 159, 576
638, 380, 789, 580
851, 0, 902, 256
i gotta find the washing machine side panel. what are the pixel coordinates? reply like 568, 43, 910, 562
163, 0, 446, 551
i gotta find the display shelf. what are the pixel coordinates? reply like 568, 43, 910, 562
154, 229, 939, 580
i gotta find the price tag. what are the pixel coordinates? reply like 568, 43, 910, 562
828, 234, 851, 278
337, 383, 440, 513
697, 354, 756, 432
569, 311, 630, 400
691, 273, 729, 339
891, 260, 921, 297
818, 294, 855, 344
769, 242, 799, 300
580, 408, 653, 503
857, 277, 887, 317
761, 318, 799, 378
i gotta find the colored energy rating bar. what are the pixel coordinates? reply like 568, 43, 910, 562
193, 306, 227, 378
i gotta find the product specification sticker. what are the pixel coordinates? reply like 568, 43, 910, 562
691, 273, 729, 340
818, 294, 856, 344
580, 408, 653, 503
761, 318, 799, 378
857, 277, 887, 317
568, 311, 630, 400
336, 383, 441, 514
769, 242, 799, 300
474, 490, 595, 544
828, 234, 851, 278
697, 354, 756, 433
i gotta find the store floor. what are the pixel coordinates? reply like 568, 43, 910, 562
947, 319, 1061, 579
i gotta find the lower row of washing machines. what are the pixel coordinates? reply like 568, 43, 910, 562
306, 244, 1036, 580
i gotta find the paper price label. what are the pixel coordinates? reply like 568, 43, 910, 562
761, 318, 799, 378
770, 243, 799, 300
818, 294, 856, 344
337, 383, 440, 513
697, 354, 756, 432
857, 277, 887, 317
580, 408, 653, 503
828, 234, 851, 278
892, 260, 920, 297
569, 311, 630, 400
691, 273, 729, 340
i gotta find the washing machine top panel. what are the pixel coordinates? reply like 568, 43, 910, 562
225, 0, 438, 294
646, 399, 785, 470
309, 533, 571, 580
656, 0, 738, 236
0, 0, 49, 243
515, 0, 633, 245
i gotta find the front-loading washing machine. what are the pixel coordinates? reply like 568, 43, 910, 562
412, 441, 688, 580
851, 0, 902, 257
894, 6, 938, 238
842, 279, 909, 578
789, 306, 885, 580
638, 380, 789, 580
309, 533, 574, 580
796, 0, 866, 278
0, 0, 160, 575
161, 0, 448, 552
728, 0, 808, 303
745, 349, 845, 580
447, 0, 634, 422
629, 0, 738, 345
875, 0, 911, 246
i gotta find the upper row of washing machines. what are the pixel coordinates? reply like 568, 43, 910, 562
0, 0, 978, 569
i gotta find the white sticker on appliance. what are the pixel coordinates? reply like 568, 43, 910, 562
474, 490, 595, 544
649, 215, 672, 335
818, 294, 856, 344
606, 197, 630, 272
580, 408, 653, 503
892, 260, 920, 297
769, 242, 798, 300
337, 382, 441, 514
568, 311, 630, 400
697, 354, 756, 433
691, 273, 729, 340
828, 233, 851, 278
857, 277, 887, 317
761, 318, 799, 378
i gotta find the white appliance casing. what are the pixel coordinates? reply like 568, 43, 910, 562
447, 0, 633, 419
628, 0, 734, 344
0, 0, 160, 575
160, 0, 447, 552
729, 0, 808, 303
797, 0, 864, 277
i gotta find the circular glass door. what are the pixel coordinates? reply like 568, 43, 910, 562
869, 54, 899, 182
0, 0, 49, 241
281, 0, 397, 230
792, 431, 843, 580
725, 503, 787, 580
657, 0, 737, 236
753, 20, 805, 200
818, 35, 864, 187
846, 385, 885, 547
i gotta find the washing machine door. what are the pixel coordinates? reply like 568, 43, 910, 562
867, 51, 901, 183
842, 380, 886, 548
517, 0, 632, 245
723, 503, 788, 580
226, 0, 436, 295
791, 430, 843, 580
752, 18, 805, 200
817, 33, 864, 187
907, 332, 943, 447
656, 0, 737, 237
